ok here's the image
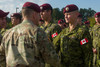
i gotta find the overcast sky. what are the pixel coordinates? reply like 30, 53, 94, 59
0, 0, 99, 17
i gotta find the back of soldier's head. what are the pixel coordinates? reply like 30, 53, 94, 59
22, 8, 34, 18
22, 2, 40, 18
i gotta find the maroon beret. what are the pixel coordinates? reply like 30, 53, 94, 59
23, 2, 40, 13
0, 10, 9, 18
11, 13, 21, 17
39, 18, 44, 21
94, 12, 100, 17
78, 13, 82, 18
58, 19, 65, 24
63, 4, 78, 13
40, 3, 52, 11
84, 21, 90, 24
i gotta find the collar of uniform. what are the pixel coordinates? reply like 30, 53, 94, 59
22, 20, 34, 24
68, 24, 79, 32
63, 24, 80, 37
42, 19, 54, 28
93, 24, 100, 30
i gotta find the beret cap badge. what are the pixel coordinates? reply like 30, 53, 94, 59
65, 7, 69, 11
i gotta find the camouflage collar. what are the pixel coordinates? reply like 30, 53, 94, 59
93, 24, 100, 30
42, 19, 54, 29
22, 20, 34, 24
67, 24, 80, 32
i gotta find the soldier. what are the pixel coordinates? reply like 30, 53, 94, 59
0, 9, 9, 67
40, 3, 62, 42
91, 12, 100, 67
39, 18, 44, 26
84, 21, 90, 28
84, 21, 92, 33
0, 10, 9, 36
53, 4, 93, 67
11, 13, 22, 27
77, 14, 89, 31
58, 19, 67, 29
0, 2, 61, 67
77, 13, 83, 25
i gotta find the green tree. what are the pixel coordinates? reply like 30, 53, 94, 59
79, 8, 96, 22
52, 8, 64, 21
88, 17, 95, 27
6, 17, 12, 29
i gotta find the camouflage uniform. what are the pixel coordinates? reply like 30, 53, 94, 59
0, 28, 6, 67
53, 25, 93, 67
0, 28, 8, 36
90, 24, 100, 67
40, 20, 62, 42
0, 20, 61, 67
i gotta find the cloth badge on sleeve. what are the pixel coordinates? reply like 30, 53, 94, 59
80, 38, 88, 45
52, 32, 58, 38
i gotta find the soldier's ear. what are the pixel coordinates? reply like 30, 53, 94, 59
32, 12, 36, 19
47, 10, 51, 15
77, 12, 80, 17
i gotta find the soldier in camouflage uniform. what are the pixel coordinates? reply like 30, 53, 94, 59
84, 21, 90, 28
0, 2, 61, 67
53, 4, 93, 67
40, 3, 62, 42
11, 13, 22, 27
84, 21, 92, 33
0, 9, 9, 67
58, 19, 67, 30
0, 10, 9, 36
77, 14, 89, 31
91, 12, 100, 67
77, 13, 84, 26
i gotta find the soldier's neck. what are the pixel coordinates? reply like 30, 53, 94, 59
69, 22, 77, 32
44, 17, 52, 26
96, 22, 100, 25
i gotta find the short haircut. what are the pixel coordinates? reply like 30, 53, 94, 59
22, 8, 34, 18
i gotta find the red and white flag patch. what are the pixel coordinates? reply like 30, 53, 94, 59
80, 38, 88, 45
52, 32, 58, 38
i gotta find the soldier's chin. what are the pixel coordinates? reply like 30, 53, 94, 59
12, 22, 14, 25
65, 21, 69, 23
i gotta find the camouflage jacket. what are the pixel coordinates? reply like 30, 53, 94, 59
53, 25, 93, 67
0, 20, 60, 67
40, 21, 62, 42
0, 28, 7, 67
0, 28, 8, 36
90, 24, 100, 67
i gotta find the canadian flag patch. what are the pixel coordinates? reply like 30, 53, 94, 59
52, 32, 58, 38
80, 38, 88, 45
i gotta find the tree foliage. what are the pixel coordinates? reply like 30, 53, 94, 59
52, 8, 64, 21
79, 8, 96, 22
88, 17, 95, 27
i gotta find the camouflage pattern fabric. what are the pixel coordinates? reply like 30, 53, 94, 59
0, 33, 4, 67
53, 25, 93, 67
40, 20, 62, 42
0, 20, 60, 67
0, 28, 6, 67
90, 24, 100, 67
0, 28, 8, 36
